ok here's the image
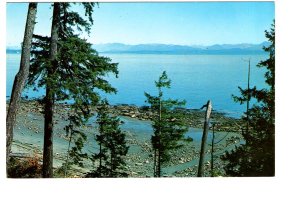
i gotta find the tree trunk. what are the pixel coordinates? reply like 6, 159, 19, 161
42, 3, 60, 178
197, 100, 212, 177
157, 95, 162, 177
246, 59, 251, 136
211, 124, 215, 177
157, 149, 161, 177
6, 3, 37, 172
153, 148, 156, 177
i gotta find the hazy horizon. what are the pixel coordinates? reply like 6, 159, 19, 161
6, 41, 269, 49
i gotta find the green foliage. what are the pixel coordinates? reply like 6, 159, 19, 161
145, 71, 190, 177
222, 21, 275, 176
87, 99, 129, 177
27, 3, 118, 177
60, 113, 88, 177
28, 3, 118, 119
67, 114, 88, 165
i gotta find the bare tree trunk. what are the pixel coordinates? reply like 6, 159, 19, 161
246, 59, 251, 136
42, 3, 60, 178
211, 124, 215, 177
157, 97, 162, 177
6, 3, 37, 172
197, 100, 212, 177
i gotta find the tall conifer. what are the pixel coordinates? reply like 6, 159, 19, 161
28, 3, 118, 177
145, 71, 190, 177
222, 21, 275, 176
88, 99, 128, 177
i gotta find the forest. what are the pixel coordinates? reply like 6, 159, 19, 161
6, 2, 275, 178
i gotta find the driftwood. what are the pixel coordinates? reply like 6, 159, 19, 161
9, 153, 32, 158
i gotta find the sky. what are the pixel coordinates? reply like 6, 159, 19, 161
6, 2, 274, 47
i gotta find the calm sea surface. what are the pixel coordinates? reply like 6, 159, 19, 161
6, 53, 268, 117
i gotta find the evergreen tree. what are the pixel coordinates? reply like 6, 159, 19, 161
222, 21, 275, 176
27, 3, 118, 177
145, 71, 190, 177
63, 113, 88, 177
88, 99, 129, 177
6, 2, 37, 170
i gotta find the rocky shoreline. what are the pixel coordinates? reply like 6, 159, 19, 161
12, 99, 244, 132
8, 99, 243, 177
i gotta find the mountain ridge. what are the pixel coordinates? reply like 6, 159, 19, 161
92, 42, 269, 54
7, 42, 269, 55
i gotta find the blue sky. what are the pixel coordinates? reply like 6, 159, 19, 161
6, 2, 274, 47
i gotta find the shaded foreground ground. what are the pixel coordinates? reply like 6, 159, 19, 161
8, 100, 243, 177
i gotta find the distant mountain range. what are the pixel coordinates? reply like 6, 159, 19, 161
6, 42, 269, 55
92, 42, 269, 54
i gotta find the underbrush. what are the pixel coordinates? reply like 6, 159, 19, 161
7, 155, 42, 178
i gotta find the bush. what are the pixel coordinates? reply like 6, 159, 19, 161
7, 155, 42, 178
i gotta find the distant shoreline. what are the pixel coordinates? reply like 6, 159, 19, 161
99, 50, 267, 55
6, 41, 269, 55
6, 49, 267, 56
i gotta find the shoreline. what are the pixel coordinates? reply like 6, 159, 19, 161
8, 99, 243, 177
8, 98, 244, 132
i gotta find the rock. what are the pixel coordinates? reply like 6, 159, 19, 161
205, 161, 210, 166
135, 162, 143, 166
123, 112, 130, 116
144, 160, 150, 164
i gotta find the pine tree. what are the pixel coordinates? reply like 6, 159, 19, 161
222, 21, 275, 176
88, 99, 129, 177
6, 2, 37, 170
145, 71, 190, 177
27, 3, 118, 177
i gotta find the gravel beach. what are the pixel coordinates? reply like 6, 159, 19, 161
8, 100, 243, 177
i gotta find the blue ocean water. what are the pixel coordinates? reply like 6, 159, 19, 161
6, 53, 267, 117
